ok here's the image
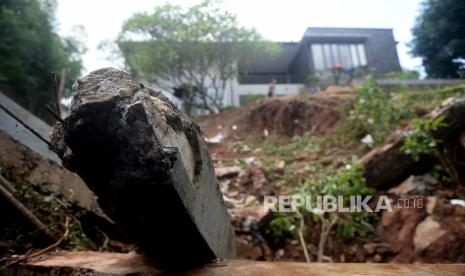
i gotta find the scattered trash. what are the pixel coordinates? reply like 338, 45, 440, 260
244, 157, 255, 165
361, 134, 374, 147
450, 199, 465, 208
206, 133, 225, 144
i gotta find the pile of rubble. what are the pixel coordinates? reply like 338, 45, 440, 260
208, 96, 465, 263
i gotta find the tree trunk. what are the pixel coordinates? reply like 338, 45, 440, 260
359, 98, 465, 189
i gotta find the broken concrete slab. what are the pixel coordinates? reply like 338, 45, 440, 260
0, 130, 100, 213
50, 68, 235, 269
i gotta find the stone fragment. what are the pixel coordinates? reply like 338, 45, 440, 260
50, 68, 235, 269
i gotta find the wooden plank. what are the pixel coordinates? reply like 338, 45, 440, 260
6, 251, 465, 276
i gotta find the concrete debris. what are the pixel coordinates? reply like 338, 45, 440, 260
0, 130, 99, 213
413, 216, 447, 252
426, 196, 437, 215
363, 243, 377, 255
50, 68, 235, 269
215, 166, 242, 179
388, 174, 438, 195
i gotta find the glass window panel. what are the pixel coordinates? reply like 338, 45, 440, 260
331, 44, 340, 66
350, 44, 360, 67
339, 44, 352, 68
357, 44, 367, 66
323, 44, 333, 69
311, 44, 325, 71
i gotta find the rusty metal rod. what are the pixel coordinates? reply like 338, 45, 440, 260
0, 103, 52, 147
0, 174, 15, 193
45, 104, 65, 124
0, 178, 56, 241
51, 72, 62, 119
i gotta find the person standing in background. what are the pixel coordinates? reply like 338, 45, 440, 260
268, 79, 277, 97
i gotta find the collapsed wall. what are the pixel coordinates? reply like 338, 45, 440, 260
50, 68, 236, 269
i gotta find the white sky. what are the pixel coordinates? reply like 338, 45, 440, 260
56, 0, 424, 75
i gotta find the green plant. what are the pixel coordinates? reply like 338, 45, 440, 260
344, 77, 397, 145
400, 116, 461, 188
262, 136, 322, 162
117, 0, 279, 113
382, 70, 420, 80
264, 163, 377, 254
401, 116, 446, 161
0, 166, 97, 252
297, 164, 377, 239
242, 94, 265, 105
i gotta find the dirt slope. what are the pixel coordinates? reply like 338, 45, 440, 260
196, 87, 354, 142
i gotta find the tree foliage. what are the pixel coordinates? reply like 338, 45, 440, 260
410, 0, 465, 78
117, 0, 277, 114
0, 0, 84, 120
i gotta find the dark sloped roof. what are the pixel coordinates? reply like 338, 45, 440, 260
238, 42, 299, 74
303, 27, 392, 39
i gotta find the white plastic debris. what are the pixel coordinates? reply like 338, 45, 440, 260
205, 133, 224, 143
450, 199, 465, 208
244, 157, 255, 165
361, 134, 374, 147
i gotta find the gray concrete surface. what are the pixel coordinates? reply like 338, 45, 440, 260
0, 92, 61, 163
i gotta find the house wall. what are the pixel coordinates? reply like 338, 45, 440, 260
304, 28, 401, 75
289, 44, 311, 84
151, 79, 301, 115
226, 81, 302, 107
363, 29, 401, 73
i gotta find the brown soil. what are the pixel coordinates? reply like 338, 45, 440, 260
196, 87, 465, 264
195, 87, 354, 143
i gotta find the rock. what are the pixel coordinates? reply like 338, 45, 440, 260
413, 216, 447, 252
245, 195, 258, 206
388, 174, 438, 196
229, 204, 271, 230
426, 196, 437, 215
234, 166, 271, 201
373, 254, 383, 263
379, 200, 427, 253
388, 176, 417, 195
50, 68, 235, 269
236, 237, 263, 260
363, 243, 377, 255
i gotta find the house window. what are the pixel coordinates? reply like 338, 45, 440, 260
310, 43, 367, 71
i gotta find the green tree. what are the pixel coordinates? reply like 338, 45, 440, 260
116, 0, 277, 114
0, 0, 84, 121
410, 0, 465, 78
